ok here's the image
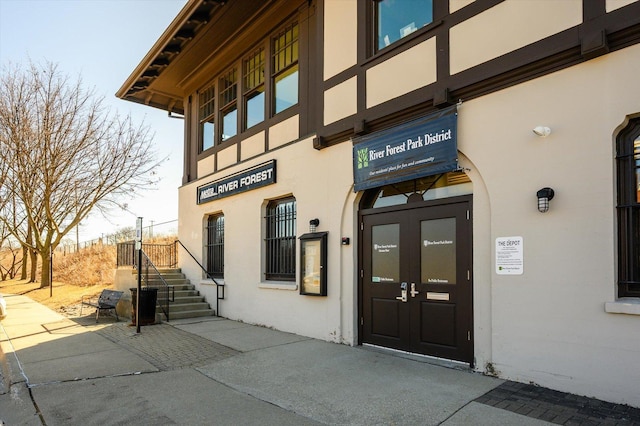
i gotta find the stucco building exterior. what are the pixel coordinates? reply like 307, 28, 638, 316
118, 0, 640, 407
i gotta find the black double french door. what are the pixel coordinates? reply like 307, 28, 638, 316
360, 195, 473, 364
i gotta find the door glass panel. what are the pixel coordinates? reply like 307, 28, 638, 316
371, 223, 400, 283
421, 218, 456, 284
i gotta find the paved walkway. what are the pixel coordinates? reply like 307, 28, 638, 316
1, 293, 639, 425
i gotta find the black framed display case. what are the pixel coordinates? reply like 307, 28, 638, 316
299, 232, 328, 296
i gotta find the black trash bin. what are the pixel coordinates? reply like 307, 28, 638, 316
130, 287, 158, 325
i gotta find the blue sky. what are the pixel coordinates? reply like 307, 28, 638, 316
0, 0, 187, 241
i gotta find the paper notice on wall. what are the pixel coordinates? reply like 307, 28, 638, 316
496, 236, 523, 275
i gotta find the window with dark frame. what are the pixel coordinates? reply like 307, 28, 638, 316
219, 68, 238, 142
374, 0, 433, 52
272, 22, 299, 115
616, 118, 640, 298
265, 197, 296, 281
199, 85, 215, 152
206, 214, 225, 278
244, 48, 266, 130
195, 19, 299, 153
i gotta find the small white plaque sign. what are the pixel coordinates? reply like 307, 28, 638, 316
496, 236, 523, 275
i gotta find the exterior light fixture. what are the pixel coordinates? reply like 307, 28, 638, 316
309, 218, 320, 232
536, 187, 555, 213
533, 126, 551, 137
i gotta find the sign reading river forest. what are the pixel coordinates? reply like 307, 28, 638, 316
197, 160, 276, 204
352, 106, 458, 192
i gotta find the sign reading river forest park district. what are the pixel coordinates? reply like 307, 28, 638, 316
352, 106, 458, 192
197, 160, 276, 204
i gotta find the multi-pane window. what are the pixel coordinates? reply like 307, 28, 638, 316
374, 0, 433, 51
219, 68, 238, 141
272, 23, 299, 114
616, 119, 640, 298
244, 48, 265, 129
206, 214, 225, 278
196, 21, 299, 151
265, 197, 296, 281
199, 85, 215, 151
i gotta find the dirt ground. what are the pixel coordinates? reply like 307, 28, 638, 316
0, 279, 111, 317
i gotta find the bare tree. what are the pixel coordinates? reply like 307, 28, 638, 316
0, 61, 163, 288
0, 225, 23, 281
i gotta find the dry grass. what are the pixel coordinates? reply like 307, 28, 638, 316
0, 244, 117, 316
54, 244, 117, 286
0, 238, 176, 317
0, 279, 110, 317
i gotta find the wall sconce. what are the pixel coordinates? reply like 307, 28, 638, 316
533, 126, 551, 137
309, 218, 320, 232
536, 187, 555, 213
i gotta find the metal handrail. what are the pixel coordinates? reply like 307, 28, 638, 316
176, 239, 225, 317
117, 241, 178, 268
140, 251, 175, 322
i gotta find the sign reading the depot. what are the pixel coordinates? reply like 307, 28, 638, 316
352, 106, 458, 192
197, 160, 276, 204
496, 236, 524, 275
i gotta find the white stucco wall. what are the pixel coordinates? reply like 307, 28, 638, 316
178, 137, 357, 343
458, 43, 640, 406
366, 37, 437, 108
606, 0, 638, 12
323, 0, 357, 80
178, 11, 640, 405
450, 0, 582, 75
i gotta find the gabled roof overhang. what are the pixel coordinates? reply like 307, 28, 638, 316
116, 0, 273, 115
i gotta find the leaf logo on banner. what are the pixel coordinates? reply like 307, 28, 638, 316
357, 148, 369, 169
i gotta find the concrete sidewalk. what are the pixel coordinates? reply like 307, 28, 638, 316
0, 294, 637, 425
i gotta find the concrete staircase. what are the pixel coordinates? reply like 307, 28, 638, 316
142, 268, 216, 320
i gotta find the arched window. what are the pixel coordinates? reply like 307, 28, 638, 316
616, 118, 640, 298
360, 171, 472, 210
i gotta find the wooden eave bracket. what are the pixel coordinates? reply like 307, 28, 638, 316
313, 136, 327, 150
433, 88, 455, 109
581, 29, 609, 60
354, 119, 367, 135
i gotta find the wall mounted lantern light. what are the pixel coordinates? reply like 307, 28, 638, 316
536, 187, 555, 213
533, 126, 551, 137
309, 218, 320, 232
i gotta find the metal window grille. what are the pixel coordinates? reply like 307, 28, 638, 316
206, 214, 224, 278
616, 119, 640, 297
265, 197, 296, 281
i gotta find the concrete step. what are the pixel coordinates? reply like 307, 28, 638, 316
168, 309, 215, 320
161, 289, 200, 298
166, 302, 211, 313
144, 278, 190, 286
143, 272, 186, 280
133, 267, 181, 273
135, 269, 217, 320
159, 295, 205, 304
144, 283, 195, 291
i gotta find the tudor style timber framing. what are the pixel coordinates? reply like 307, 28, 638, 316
116, 0, 640, 407
117, 0, 640, 178
315, 0, 640, 148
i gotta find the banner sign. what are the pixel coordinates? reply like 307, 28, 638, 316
352, 107, 458, 192
197, 160, 276, 204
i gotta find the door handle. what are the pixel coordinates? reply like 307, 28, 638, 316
396, 282, 408, 302
410, 282, 419, 298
